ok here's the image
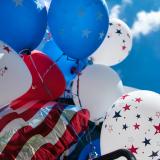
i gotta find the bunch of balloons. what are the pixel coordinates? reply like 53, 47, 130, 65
0, 0, 159, 160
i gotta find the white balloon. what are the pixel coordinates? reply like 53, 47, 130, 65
101, 90, 160, 160
72, 64, 124, 122
92, 18, 133, 66
124, 86, 139, 93
0, 41, 32, 107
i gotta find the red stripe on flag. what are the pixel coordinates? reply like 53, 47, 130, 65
0, 101, 48, 132
31, 109, 90, 160
0, 105, 65, 159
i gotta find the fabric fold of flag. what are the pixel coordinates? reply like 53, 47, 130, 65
0, 100, 89, 160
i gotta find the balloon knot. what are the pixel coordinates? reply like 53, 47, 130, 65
19, 49, 31, 55
71, 67, 78, 74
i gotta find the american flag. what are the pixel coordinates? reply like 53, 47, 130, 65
0, 100, 89, 160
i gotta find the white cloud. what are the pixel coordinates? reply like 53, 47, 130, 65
110, 5, 121, 19
110, 0, 132, 19
132, 10, 160, 38
122, 0, 132, 5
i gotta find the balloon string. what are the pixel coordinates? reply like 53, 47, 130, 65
29, 55, 54, 99
77, 74, 83, 108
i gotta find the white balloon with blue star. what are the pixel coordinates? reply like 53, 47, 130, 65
101, 90, 160, 160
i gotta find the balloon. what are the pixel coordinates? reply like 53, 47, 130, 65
0, 0, 47, 52
92, 18, 133, 66
101, 90, 160, 160
16, 50, 66, 102
48, 0, 109, 59
124, 86, 139, 93
42, 39, 88, 85
72, 64, 124, 122
0, 41, 32, 108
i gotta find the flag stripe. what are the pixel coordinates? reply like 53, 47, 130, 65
0, 102, 56, 150
0, 100, 39, 118
31, 109, 89, 160
0, 105, 64, 159
0, 101, 55, 132
0, 101, 89, 160
16, 108, 77, 160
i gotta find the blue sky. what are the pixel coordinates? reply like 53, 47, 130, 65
106, 0, 160, 93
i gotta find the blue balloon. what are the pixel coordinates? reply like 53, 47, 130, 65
78, 139, 101, 160
0, 0, 47, 53
42, 39, 88, 85
48, 0, 109, 59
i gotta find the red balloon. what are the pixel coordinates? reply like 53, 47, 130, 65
16, 50, 66, 101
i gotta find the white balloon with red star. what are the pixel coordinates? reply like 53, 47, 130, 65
0, 40, 32, 108
101, 90, 160, 160
92, 18, 132, 66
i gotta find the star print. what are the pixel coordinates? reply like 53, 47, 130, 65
123, 104, 131, 111
128, 145, 138, 154
149, 117, 153, 122
99, 32, 105, 39
35, 0, 44, 9
123, 124, 128, 130
133, 123, 140, 130
136, 114, 141, 119
78, 8, 85, 17
149, 151, 159, 159
82, 29, 92, 38
3, 46, 11, 53
112, 104, 116, 109
122, 46, 126, 50
113, 110, 122, 121
142, 138, 151, 146
116, 29, 122, 35
96, 12, 103, 21
13, 0, 23, 7
121, 94, 129, 100
156, 112, 160, 118
135, 98, 142, 103
154, 124, 160, 134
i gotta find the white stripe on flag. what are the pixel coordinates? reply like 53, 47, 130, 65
0, 102, 56, 153
16, 109, 77, 160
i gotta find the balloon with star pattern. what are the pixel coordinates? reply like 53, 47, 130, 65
92, 18, 133, 66
0, 40, 32, 108
101, 90, 160, 160
48, 0, 109, 60
0, 0, 47, 53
